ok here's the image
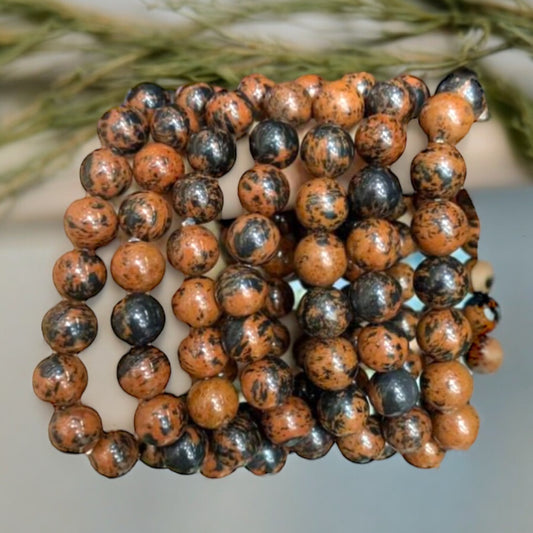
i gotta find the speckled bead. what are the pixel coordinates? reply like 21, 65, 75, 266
134, 393, 187, 447
419, 93, 475, 144
465, 335, 503, 374
187, 128, 236, 177
225, 214, 280, 266
111, 241, 165, 292
403, 438, 445, 469
172, 276, 221, 327
357, 323, 408, 372
337, 415, 387, 464
410, 142, 466, 199
260, 396, 314, 446
295, 178, 348, 231
382, 407, 432, 454
463, 292, 501, 337
262, 235, 296, 279
348, 166, 402, 220
291, 422, 334, 460
294, 232, 347, 287
88, 430, 139, 478
64, 197, 118, 249
367, 368, 419, 417
118, 190, 172, 241
175, 82, 215, 131
97, 106, 149, 155
41, 300, 97, 354
215, 263, 268, 317
416, 307, 473, 361
246, 437, 288, 476
124, 81, 168, 118
294, 73, 325, 100
237, 73, 276, 118
303, 336, 358, 391
297, 287, 351, 338
163, 425, 207, 475
395, 221, 418, 258
249, 119, 299, 168
349, 271, 402, 323
394, 74, 430, 119
264, 278, 294, 318
386, 306, 419, 341
411, 200, 469, 256
187, 377, 239, 430
421, 361, 474, 412
238, 164, 290, 216
53, 249, 107, 301
139, 442, 166, 469
386, 262, 414, 301
355, 114, 407, 166
431, 404, 480, 450
342, 71, 376, 98
111, 293, 165, 346
293, 370, 323, 408
117, 345, 171, 399
365, 81, 412, 122
167, 225, 219, 276
465, 259, 494, 294
205, 90, 254, 138
135, 143, 184, 195
79, 147, 132, 199
48, 404, 103, 453
200, 448, 236, 479
317, 384, 369, 437
150, 105, 190, 150
403, 349, 424, 379
32, 353, 88, 406
172, 174, 223, 223
456, 189, 480, 258
264, 81, 312, 126
312, 79, 364, 129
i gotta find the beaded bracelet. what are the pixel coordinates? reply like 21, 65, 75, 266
33, 67, 503, 478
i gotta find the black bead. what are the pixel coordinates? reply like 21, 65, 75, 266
292, 371, 322, 410
249, 119, 299, 169
187, 128, 236, 177
124, 82, 168, 112
246, 436, 288, 475
163, 425, 207, 475
369, 368, 419, 417
172, 174, 223, 223
290, 422, 334, 460
151, 105, 190, 150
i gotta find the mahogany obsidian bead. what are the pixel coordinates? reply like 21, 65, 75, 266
300, 123, 355, 178
246, 437, 288, 476
291, 421, 334, 460
139, 442, 166, 469
337, 415, 387, 464
365, 80, 411, 122
342, 71, 376, 98
367, 368, 419, 417
357, 323, 408, 373
297, 287, 352, 338
463, 292, 501, 337
293, 370, 323, 409
262, 234, 296, 279
88, 430, 139, 478
414, 256, 469, 308
237, 73, 276, 118
431, 404, 480, 451
249, 119, 299, 168
117, 345, 171, 399
382, 407, 432, 454
111, 293, 165, 346
200, 449, 236, 479
394, 74, 430, 119
175, 82, 215, 131
264, 81, 312, 125
162, 425, 207, 475
187, 128, 236, 177
124, 81, 168, 118
53, 249, 107, 301
403, 349, 424, 379
97, 106, 149, 155
172, 276, 221, 327
465, 335, 504, 374
264, 278, 295, 318
386, 262, 415, 301
349, 271, 402, 324
150, 105, 190, 150
317, 384, 369, 437
312, 79, 364, 129
41, 300, 97, 354
172, 174, 223, 223
403, 438, 445, 469
348, 166, 402, 219
205, 90, 254, 138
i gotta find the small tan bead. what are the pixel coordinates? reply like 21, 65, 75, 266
432, 404, 480, 450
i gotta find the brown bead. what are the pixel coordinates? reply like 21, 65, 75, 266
261, 235, 296, 278
395, 221, 418, 258
218, 356, 238, 382
237, 73, 275, 117
419, 93, 475, 144
174, 82, 214, 131
206, 90, 254, 138
172, 276, 221, 327
261, 396, 314, 446
403, 439, 445, 469
463, 293, 500, 337
167, 225, 219, 276
200, 448, 235, 479
337, 416, 386, 464
97, 106, 148, 155
432, 404, 480, 450
178, 327, 229, 379
111, 241, 165, 292
264, 278, 294, 318
387, 305, 419, 341
264, 81, 312, 126
357, 323, 408, 372
48, 404, 103, 454
150, 105, 190, 150
421, 361, 474, 412
312, 79, 364, 129
294, 232, 347, 287
382, 407, 432, 454
139, 442, 166, 469
88, 430, 139, 478
64, 197, 118, 250
416, 308, 473, 361
465, 335, 503, 374
342, 71, 376, 98
386, 262, 414, 301
117, 346, 171, 400
403, 349, 424, 378
295, 178, 349, 231
294, 73, 325, 100
344, 258, 365, 282
346, 218, 400, 271
134, 393, 187, 446
355, 114, 406, 166
133, 142, 184, 193
365, 80, 412, 122
172, 174, 223, 223
187, 377, 239, 430
33, 353, 88, 406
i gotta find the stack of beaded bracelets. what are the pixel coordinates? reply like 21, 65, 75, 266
34, 67, 503, 478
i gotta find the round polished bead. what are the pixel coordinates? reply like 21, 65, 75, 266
237, 73, 275, 118
357, 323, 409, 372
64, 197, 118, 250
403, 438, 445, 469
432, 404, 480, 450
53, 249, 107, 301
88, 430, 139, 478
386, 306, 419, 341
368, 368, 419, 417
264, 278, 294, 318
150, 105, 190, 150
172, 174, 223, 223
465, 335, 504, 374
293, 370, 323, 409
48, 404, 103, 453
41, 300, 97, 354
79, 147, 132, 199
172, 276, 221, 327
294, 74, 325, 100
312, 79, 364, 129
139, 442, 166, 469
246, 437, 288, 476
133, 142, 184, 193
291, 422, 334, 460
163, 425, 207, 475
394, 74, 430, 119
262, 234, 296, 279
111, 293, 165, 346
365, 80, 411, 122
206, 90, 254, 138
395, 221, 417, 258
342, 71, 376, 98
118, 190, 172, 241
187, 377, 239, 430
264, 81, 312, 125
117, 345, 171, 399
465, 259, 494, 294
187, 128, 236, 177
463, 292, 501, 337
382, 407, 432, 454
97, 106, 149, 155
175, 82, 214, 131
403, 349, 424, 378
125, 81, 168, 118
337, 415, 387, 464
386, 262, 414, 301
414, 256, 469, 308
32, 353, 88, 406
249, 119, 299, 168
